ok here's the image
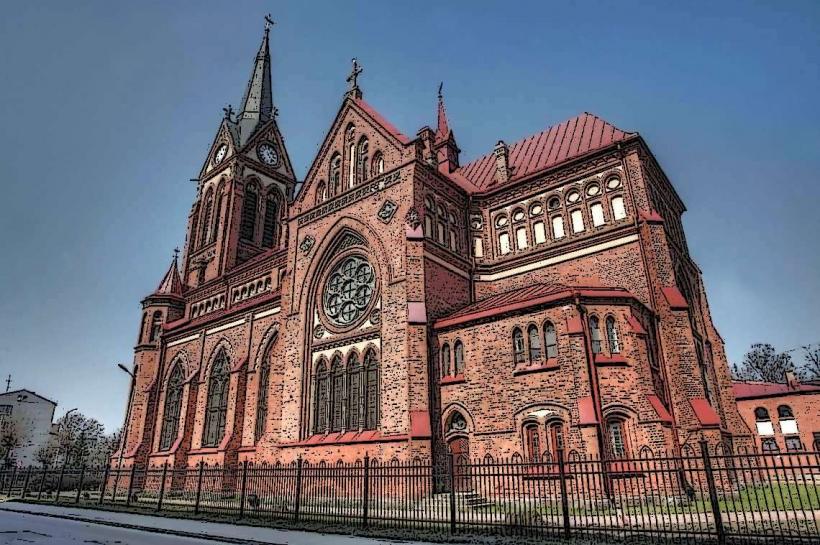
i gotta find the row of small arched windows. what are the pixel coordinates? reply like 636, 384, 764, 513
316, 131, 385, 204
194, 181, 281, 252
512, 322, 559, 366
313, 349, 380, 435
754, 405, 794, 421
440, 340, 465, 377
590, 315, 621, 355
424, 195, 461, 252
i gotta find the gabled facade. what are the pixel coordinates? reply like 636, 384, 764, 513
115, 24, 751, 470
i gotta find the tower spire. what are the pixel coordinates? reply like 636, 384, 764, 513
237, 15, 275, 144
154, 250, 184, 297
436, 82, 450, 141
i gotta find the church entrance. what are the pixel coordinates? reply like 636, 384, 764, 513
448, 436, 470, 491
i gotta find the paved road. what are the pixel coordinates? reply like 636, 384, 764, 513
0, 510, 240, 544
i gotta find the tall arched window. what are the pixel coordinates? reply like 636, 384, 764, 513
441, 343, 451, 377
589, 316, 602, 354
255, 357, 270, 442
200, 188, 214, 247
607, 418, 628, 459
606, 316, 620, 354
139, 313, 148, 343
528, 325, 541, 362
331, 356, 345, 432
240, 183, 258, 241
149, 311, 162, 343
371, 151, 384, 176
330, 154, 342, 196
159, 364, 184, 451
423, 197, 434, 238
356, 137, 369, 185
347, 352, 362, 430
313, 360, 329, 433
524, 423, 540, 462
454, 341, 465, 375
202, 349, 230, 447
211, 183, 223, 243
364, 349, 380, 430
512, 327, 525, 365
551, 215, 565, 239
261, 193, 278, 249
544, 321, 558, 359
315, 181, 326, 204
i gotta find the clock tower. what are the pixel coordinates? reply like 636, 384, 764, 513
182, 18, 295, 287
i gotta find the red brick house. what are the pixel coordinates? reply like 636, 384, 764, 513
114, 24, 752, 470
733, 374, 820, 453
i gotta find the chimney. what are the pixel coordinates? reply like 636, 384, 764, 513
785, 371, 799, 390
494, 140, 510, 183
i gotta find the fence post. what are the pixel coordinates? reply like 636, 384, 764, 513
194, 461, 204, 515
448, 454, 457, 535
239, 460, 249, 519
98, 464, 110, 505
54, 461, 66, 503
557, 448, 571, 538
156, 462, 168, 512
37, 465, 47, 501
125, 464, 136, 506
75, 465, 86, 504
294, 456, 303, 522
6, 465, 17, 497
362, 454, 370, 527
22, 466, 32, 498
699, 440, 726, 545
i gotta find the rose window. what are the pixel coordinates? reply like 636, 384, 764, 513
323, 255, 376, 326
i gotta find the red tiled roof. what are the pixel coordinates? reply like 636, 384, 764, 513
732, 381, 820, 400
690, 398, 721, 427
434, 283, 634, 329
354, 98, 411, 145
457, 112, 636, 191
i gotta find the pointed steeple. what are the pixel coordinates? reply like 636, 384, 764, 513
237, 15, 274, 145
435, 82, 450, 141
154, 249, 184, 297
433, 83, 460, 172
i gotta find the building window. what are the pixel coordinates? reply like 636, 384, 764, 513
202, 349, 230, 447
473, 237, 483, 257
528, 324, 541, 362
149, 311, 162, 343
606, 316, 620, 354
548, 197, 560, 210
754, 407, 770, 421
330, 356, 345, 432
240, 184, 258, 242
548, 421, 565, 461
761, 438, 779, 453
571, 209, 585, 233
533, 221, 547, 244
159, 364, 184, 451
499, 232, 511, 255
322, 255, 376, 327
441, 343, 451, 377
314, 361, 329, 433
552, 216, 565, 239
607, 419, 628, 459
589, 316, 602, 354
255, 358, 270, 442
424, 197, 434, 237
785, 436, 803, 452
200, 188, 214, 247
590, 203, 605, 227
778, 405, 799, 435
372, 151, 384, 176
454, 341, 465, 375
364, 349, 380, 430
611, 196, 626, 221
512, 327, 526, 365
347, 352, 362, 430
261, 194, 278, 248
754, 407, 775, 437
330, 153, 342, 196
356, 137, 369, 185
315, 181, 326, 204
212, 185, 223, 243
348, 142, 356, 188
777, 405, 794, 418
544, 321, 558, 359
515, 226, 528, 250
524, 423, 541, 462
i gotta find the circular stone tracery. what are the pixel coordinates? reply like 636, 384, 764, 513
322, 255, 376, 327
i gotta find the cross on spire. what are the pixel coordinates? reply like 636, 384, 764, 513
223, 104, 234, 120
346, 57, 363, 98
264, 14, 275, 34
4, 374, 11, 393
173, 247, 180, 264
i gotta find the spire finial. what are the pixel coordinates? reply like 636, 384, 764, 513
436, 81, 450, 140
438, 81, 444, 101
223, 104, 234, 121
346, 57, 363, 98
173, 247, 180, 264
264, 14, 275, 35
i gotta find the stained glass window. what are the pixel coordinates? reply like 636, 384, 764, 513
323, 256, 375, 327
255, 358, 270, 442
202, 349, 230, 447
159, 365, 184, 451
240, 184, 258, 241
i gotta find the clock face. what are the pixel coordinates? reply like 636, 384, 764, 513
214, 144, 228, 164
258, 143, 279, 166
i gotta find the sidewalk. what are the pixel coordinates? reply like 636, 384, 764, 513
0, 501, 436, 545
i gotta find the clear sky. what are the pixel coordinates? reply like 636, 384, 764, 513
0, 1, 818, 431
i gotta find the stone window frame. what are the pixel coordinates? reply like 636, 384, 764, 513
159, 363, 185, 451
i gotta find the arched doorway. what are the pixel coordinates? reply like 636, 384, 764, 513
445, 411, 470, 491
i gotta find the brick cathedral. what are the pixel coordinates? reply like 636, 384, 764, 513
116, 23, 752, 470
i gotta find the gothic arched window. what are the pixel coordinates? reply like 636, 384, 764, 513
364, 349, 380, 430
778, 405, 794, 418
454, 341, 465, 375
589, 316, 602, 354
330, 154, 342, 196
159, 364, 184, 451
330, 355, 345, 432
528, 325, 541, 362
607, 417, 628, 459
544, 321, 558, 359
200, 188, 214, 247
255, 357, 270, 442
347, 352, 362, 430
356, 137, 369, 185
512, 327, 525, 365
315, 181, 326, 205
149, 311, 162, 343
261, 193, 278, 249
441, 343, 451, 377
372, 151, 384, 176
240, 183, 258, 242
314, 361, 329, 434
606, 316, 621, 354
211, 183, 223, 243
322, 255, 376, 327
202, 349, 230, 447
754, 407, 770, 421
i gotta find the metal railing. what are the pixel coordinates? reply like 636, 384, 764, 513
2, 442, 818, 543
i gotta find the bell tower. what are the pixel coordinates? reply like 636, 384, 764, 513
182, 16, 296, 288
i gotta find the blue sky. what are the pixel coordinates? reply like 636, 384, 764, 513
0, 1, 818, 431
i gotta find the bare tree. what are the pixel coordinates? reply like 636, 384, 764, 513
803, 344, 820, 380
55, 412, 105, 466
0, 417, 22, 468
733, 343, 799, 383
34, 435, 59, 467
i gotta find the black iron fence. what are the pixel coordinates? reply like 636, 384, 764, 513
1, 442, 818, 543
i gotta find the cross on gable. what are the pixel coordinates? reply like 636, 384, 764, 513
346, 58, 363, 96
